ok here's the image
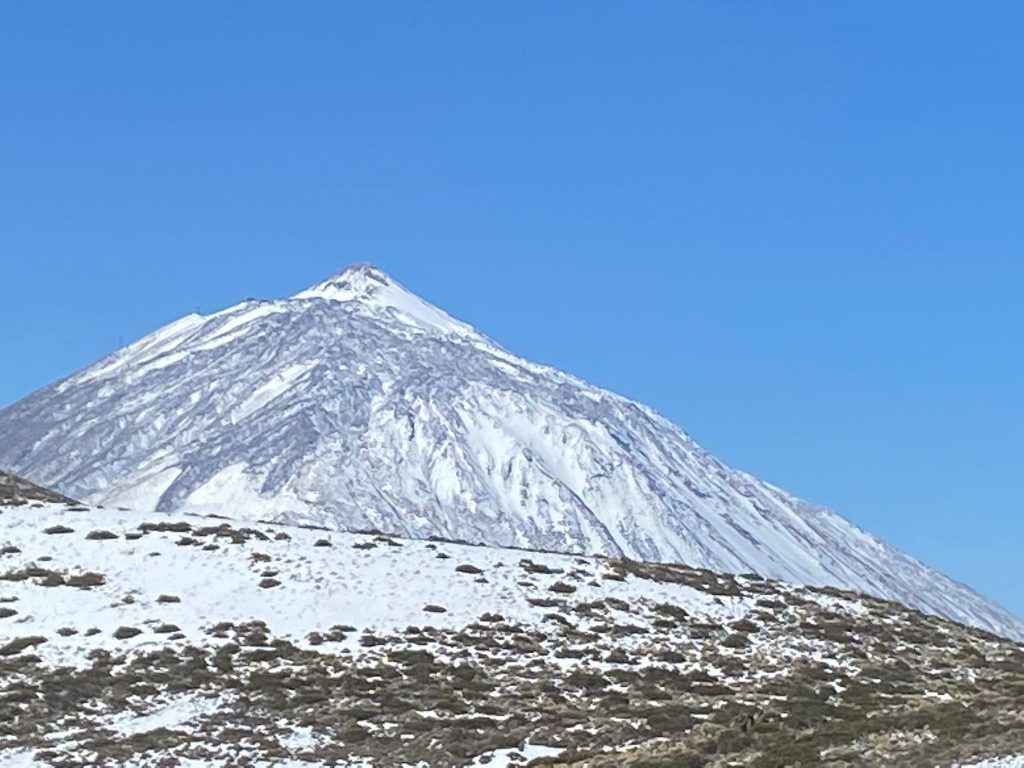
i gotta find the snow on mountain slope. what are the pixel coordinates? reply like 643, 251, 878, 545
0, 264, 1021, 641
2, 501, 1023, 767
0, 504, 752, 671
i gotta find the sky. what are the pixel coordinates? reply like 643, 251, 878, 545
1, 3, 1022, 616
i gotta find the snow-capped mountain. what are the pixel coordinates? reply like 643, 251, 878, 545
1, 264, 1021, 641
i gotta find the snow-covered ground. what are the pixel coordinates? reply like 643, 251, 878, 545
0, 504, 753, 669
467, 743, 562, 767
2, 500, 1022, 767
961, 757, 1024, 768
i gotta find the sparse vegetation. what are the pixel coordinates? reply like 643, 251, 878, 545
0, 503, 1020, 768
0, 635, 47, 656
86, 530, 119, 540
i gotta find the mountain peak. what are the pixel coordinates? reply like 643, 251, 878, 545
292, 264, 478, 338
295, 263, 392, 302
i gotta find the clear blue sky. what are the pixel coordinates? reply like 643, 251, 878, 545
2, 3, 1022, 616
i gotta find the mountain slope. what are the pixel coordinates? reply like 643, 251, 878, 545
0, 470, 79, 507
0, 264, 1021, 641
1, 500, 1023, 767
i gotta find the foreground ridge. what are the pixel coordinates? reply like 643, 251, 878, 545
0, 470, 79, 507
0, 499, 1022, 767
0, 265, 1021, 641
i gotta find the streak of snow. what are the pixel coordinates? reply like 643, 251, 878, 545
468, 742, 563, 766
959, 756, 1024, 768
104, 693, 224, 736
